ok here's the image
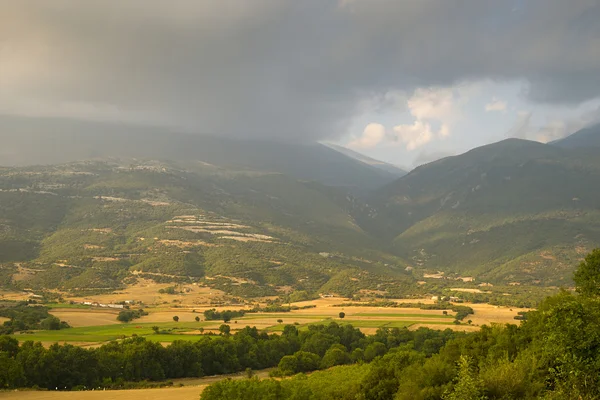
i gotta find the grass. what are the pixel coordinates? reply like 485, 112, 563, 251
353, 313, 454, 318
44, 303, 95, 309
265, 317, 456, 332
12, 321, 214, 343
339, 319, 454, 328
238, 314, 328, 320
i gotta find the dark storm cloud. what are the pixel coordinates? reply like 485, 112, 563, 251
1, 0, 600, 141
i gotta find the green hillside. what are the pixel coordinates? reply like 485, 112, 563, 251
370, 139, 600, 284
0, 160, 412, 297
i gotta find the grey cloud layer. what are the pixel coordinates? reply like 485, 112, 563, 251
2, 0, 600, 141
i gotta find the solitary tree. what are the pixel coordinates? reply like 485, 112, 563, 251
195, 316, 200, 322
339, 312, 345, 319
152, 326, 159, 334
223, 311, 232, 323
173, 315, 179, 322
574, 249, 600, 297
277, 319, 283, 324
219, 324, 231, 335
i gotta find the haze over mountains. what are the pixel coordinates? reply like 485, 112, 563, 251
0, 116, 402, 194
0, 116, 599, 293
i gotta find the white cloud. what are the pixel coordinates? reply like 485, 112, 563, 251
391, 120, 435, 150
388, 87, 465, 150
506, 104, 600, 143
348, 123, 386, 148
408, 88, 457, 121
346, 84, 472, 151
485, 98, 507, 112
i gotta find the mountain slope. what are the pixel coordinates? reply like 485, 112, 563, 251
551, 123, 600, 149
0, 160, 413, 297
371, 139, 600, 284
0, 116, 399, 194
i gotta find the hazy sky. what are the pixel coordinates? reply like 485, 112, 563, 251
2, 0, 600, 168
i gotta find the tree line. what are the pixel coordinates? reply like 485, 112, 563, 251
0, 322, 457, 390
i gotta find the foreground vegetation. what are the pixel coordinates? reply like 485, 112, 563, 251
0, 250, 598, 398
201, 249, 600, 399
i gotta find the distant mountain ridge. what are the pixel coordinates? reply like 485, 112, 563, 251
323, 143, 407, 177
0, 115, 400, 194
551, 122, 600, 149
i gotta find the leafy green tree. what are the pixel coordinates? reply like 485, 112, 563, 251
443, 355, 487, 400
40, 316, 62, 330
201, 377, 285, 400
173, 315, 179, 322
0, 336, 20, 357
278, 351, 320, 376
195, 316, 200, 322
219, 324, 231, 335
152, 326, 159, 334
364, 342, 386, 362
574, 248, 600, 296
338, 312, 345, 319
320, 347, 350, 369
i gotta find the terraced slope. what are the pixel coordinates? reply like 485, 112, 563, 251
0, 160, 413, 297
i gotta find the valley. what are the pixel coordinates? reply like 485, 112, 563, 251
1, 128, 599, 399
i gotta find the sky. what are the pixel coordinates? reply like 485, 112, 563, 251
1, 0, 600, 169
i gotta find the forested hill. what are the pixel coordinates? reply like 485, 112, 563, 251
367, 137, 600, 285
0, 159, 414, 297
2, 124, 600, 291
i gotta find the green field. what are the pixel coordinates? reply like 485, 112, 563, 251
12, 321, 213, 343
44, 303, 94, 309
12, 314, 457, 343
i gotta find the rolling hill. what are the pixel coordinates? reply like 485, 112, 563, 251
0, 159, 413, 298
370, 138, 600, 284
2, 119, 600, 293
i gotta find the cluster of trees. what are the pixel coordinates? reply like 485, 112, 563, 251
198, 248, 600, 400
203, 309, 246, 322
158, 286, 177, 294
116, 309, 148, 323
0, 302, 69, 334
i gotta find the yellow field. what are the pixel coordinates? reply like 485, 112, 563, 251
467, 303, 529, 325
37, 295, 528, 337
50, 309, 121, 327
63, 279, 227, 306
0, 385, 205, 400
0, 370, 273, 400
